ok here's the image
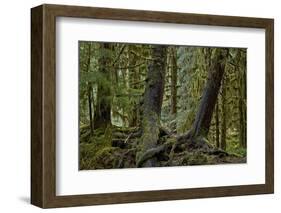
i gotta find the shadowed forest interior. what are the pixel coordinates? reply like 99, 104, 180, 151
79, 41, 247, 170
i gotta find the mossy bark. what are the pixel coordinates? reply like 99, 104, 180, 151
237, 49, 247, 148
85, 43, 94, 135
170, 47, 178, 115
188, 48, 228, 143
215, 102, 220, 148
136, 46, 167, 167
220, 76, 227, 150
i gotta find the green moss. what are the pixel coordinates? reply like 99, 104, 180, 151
181, 152, 208, 165
165, 137, 177, 146
80, 141, 122, 170
79, 125, 115, 170
95, 146, 116, 157
93, 146, 122, 169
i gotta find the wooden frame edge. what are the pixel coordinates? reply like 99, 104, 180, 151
31, 4, 274, 208
43, 184, 270, 208
265, 19, 274, 194
31, 5, 44, 208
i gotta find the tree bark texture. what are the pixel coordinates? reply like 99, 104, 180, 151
189, 48, 228, 141
136, 45, 167, 167
221, 76, 227, 150
215, 102, 220, 148
85, 43, 94, 135
170, 47, 178, 115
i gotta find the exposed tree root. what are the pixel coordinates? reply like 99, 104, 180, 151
136, 145, 166, 167
136, 131, 240, 167
80, 125, 245, 170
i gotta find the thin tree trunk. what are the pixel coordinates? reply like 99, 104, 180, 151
136, 45, 167, 167
85, 43, 93, 135
215, 102, 220, 148
221, 77, 227, 150
239, 93, 245, 148
88, 88, 93, 135
170, 47, 177, 115
94, 43, 112, 130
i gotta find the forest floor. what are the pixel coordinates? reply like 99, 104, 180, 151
79, 125, 246, 170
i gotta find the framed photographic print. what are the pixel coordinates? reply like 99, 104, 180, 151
31, 4, 274, 208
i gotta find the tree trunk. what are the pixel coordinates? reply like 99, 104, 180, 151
170, 47, 177, 115
221, 77, 227, 150
136, 45, 167, 167
215, 102, 220, 148
94, 43, 112, 130
186, 48, 228, 145
88, 88, 93, 135
85, 43, 94, 135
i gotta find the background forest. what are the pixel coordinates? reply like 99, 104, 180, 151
79, 41, 247, 170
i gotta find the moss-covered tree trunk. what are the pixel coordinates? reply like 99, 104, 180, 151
220, 76, 227, 150
85, 43, 94, 135
215, 102, 220, 148
170, 47, 178, 115
94, 43, 112, 130
136, 46, 167, 167
187, 48, 228, 144
237, 50, 247, 148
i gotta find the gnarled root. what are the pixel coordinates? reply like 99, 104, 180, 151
169, 132, 232, 160
136, 145, 166, 167
136, 138, 176, 167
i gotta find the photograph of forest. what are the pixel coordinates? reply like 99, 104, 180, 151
79, 41, 247, 170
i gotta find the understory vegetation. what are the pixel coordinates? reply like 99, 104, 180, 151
79, 42, 247, 170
